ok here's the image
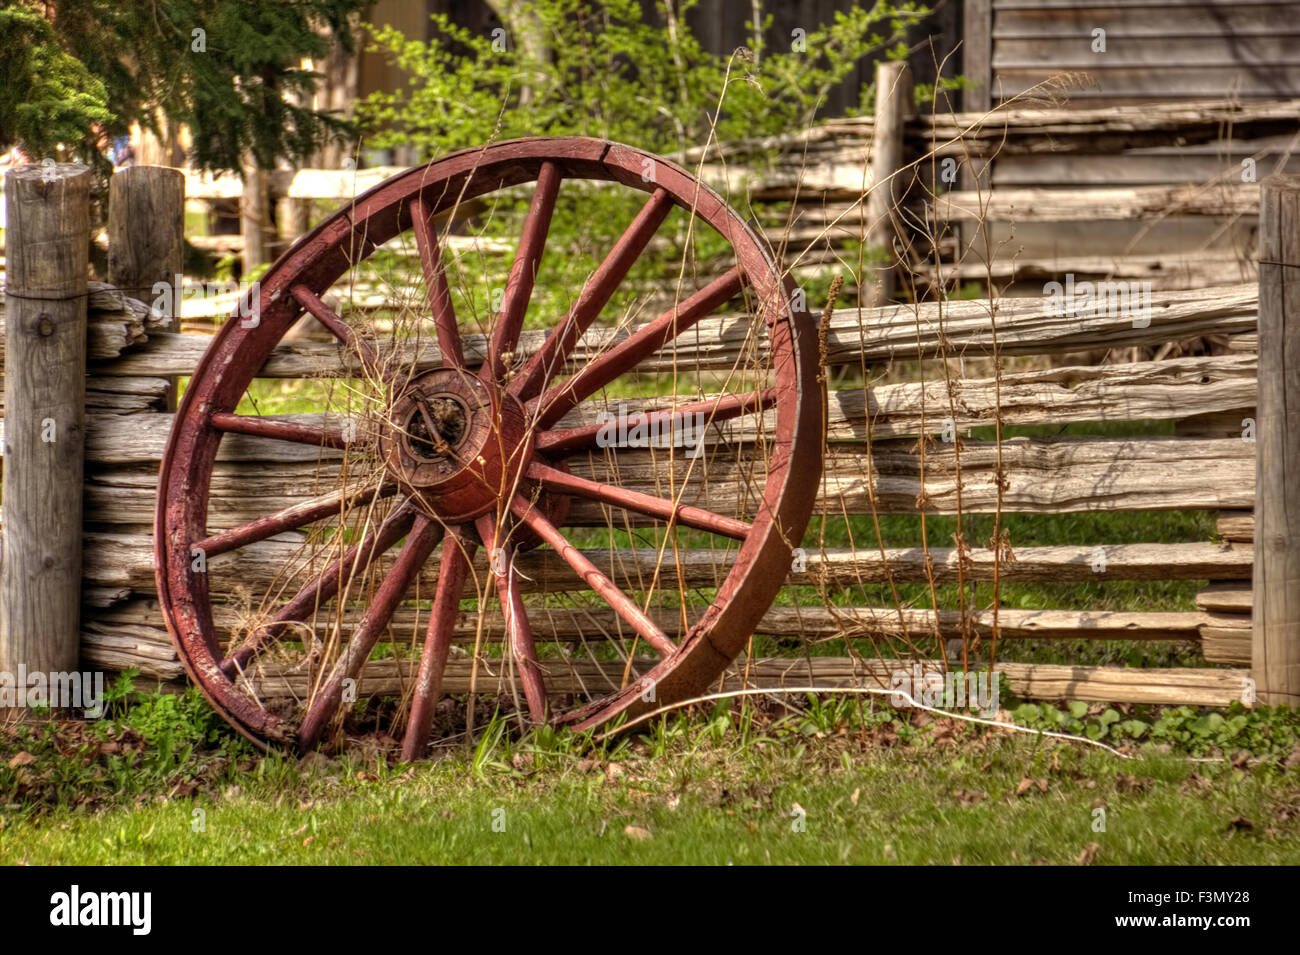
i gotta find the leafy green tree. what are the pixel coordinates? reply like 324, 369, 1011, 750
361, 0, 929, 160
0, 6, 112, 160
0, 0, 368, 173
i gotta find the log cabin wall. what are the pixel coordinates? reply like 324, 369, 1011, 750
959, 0, 1300, 294
969, 0, 1300, 109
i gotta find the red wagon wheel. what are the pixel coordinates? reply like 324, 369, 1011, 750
155, 137, 823, 755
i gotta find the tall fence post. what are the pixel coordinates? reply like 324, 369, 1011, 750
1254, 173, 1300, 705
867, 59, 913, 306
962, 0, 992, 113
109, 165, 185, 409
241, 163, 272, 274
1, 163, 91, 691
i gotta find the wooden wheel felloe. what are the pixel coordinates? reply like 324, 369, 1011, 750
155, 137, 824, 755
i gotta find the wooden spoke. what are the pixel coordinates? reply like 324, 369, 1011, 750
527, 460, 752, 540
487, 161, 562, 382
219, 502, 415, 676
299, 514, 444, 750
475, 514, 548, 722
291, 284, 381, 370
531, 267, 744, 428
512, 187, 673, 398
409, 196, 465, 368
210, 411, 366, 450
401, 528, 477, 759
195, 481, 396, 559
508, 495, 677, 657
534, 387, 777, 456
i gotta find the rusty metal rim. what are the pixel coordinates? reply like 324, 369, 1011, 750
154, 136, 824, 751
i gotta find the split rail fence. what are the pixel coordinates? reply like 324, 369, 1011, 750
3, 187, 1298, 709
2, 93, 1299, 714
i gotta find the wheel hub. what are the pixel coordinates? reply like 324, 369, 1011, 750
381, 368, 532, 522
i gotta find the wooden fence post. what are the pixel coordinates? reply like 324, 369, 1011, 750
867, 60, 913, 306
1, 163, 90, 688
962, 0, 992, 113
109, 165, 185, 410
278, 192, 312, 255
241, 164, 273, 274
1254, 173, 1300, 705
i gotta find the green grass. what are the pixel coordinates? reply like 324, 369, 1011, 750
3, 684, 1299, 865
9, 745, 1299, 865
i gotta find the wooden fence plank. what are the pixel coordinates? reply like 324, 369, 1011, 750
80, 435, 1255, 527
1218, 510, 1254, 542
81, 599, 1210, 684
80, 353, 1259, 463
930, 184, 1260, 223
1196, 583, 1253, 613
87, 285, 1258, 379
243, 657, 1250, 708
922, 250, 1256, 289
86, 600, 1211, 644
0, 282, 170, 365
80, 535, 1252, 597
77, 623, 1245, 707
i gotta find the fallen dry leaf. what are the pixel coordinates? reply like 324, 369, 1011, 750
7, 752, 35, 769
1077, 843, 1100, 865
623, 825, 652, 841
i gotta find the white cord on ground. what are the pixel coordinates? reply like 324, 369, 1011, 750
597, 684, 1231, 764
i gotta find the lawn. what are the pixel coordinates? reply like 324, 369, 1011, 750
3, 685, 1298, 865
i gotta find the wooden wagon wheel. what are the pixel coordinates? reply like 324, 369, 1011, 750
155, 137, 824, 755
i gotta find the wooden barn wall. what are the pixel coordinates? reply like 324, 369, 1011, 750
965, 0, 1300, 109
358, 0, 963, 121
958, 0, 1300, 284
